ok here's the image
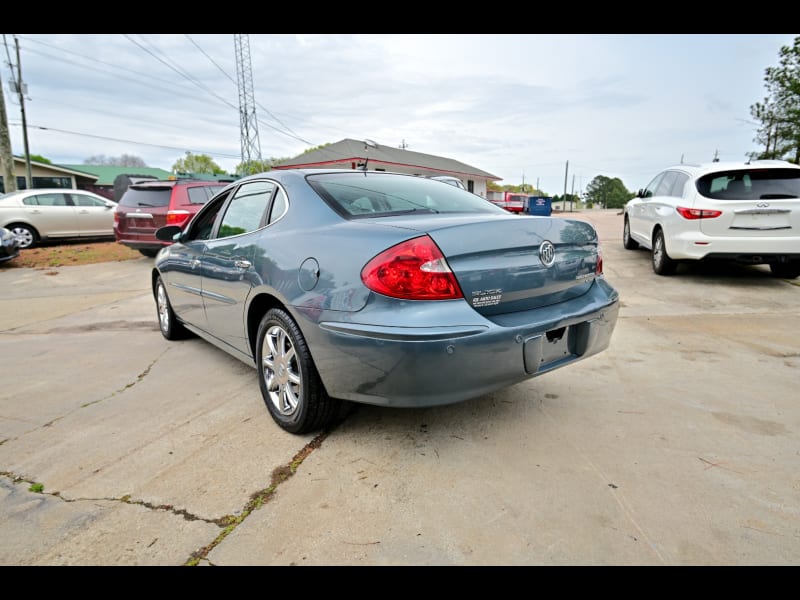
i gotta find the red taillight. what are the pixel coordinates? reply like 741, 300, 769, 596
676, 206, 722, 220
166, 210, 191, 226
361, 235, 463, 300
596, 244, 604, 275
113, 211, 120, 224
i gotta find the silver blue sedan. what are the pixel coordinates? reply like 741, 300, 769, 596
152, 169, 620, 434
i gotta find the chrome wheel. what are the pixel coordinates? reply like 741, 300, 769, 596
262, 324, 302, 416
154, 275, 187, 340
256, 307, 341, 434
156, 281, 170, 334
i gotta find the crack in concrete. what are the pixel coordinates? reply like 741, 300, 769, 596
0, 471, 229, 525
183, 431, 329, 566
40, 347, 170, 428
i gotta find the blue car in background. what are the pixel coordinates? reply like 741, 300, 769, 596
152, 169, 620, 434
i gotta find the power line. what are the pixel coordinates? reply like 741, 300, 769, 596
10, 122, 241, 158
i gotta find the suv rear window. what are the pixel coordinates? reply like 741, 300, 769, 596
696, 168, 800, 200
119, 187, 173, 207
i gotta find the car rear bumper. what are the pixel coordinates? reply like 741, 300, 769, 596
668, 231, 800, 261
303, 278, 619, 407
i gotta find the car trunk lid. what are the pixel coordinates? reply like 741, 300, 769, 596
377, 214, 601, 316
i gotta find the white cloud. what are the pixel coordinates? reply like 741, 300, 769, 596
3, 33, 796, 194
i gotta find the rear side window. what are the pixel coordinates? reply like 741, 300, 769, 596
187, 185, 225, 205
216, 181, 274, 238
696, 168, 800, 200
119, 187, 172, 207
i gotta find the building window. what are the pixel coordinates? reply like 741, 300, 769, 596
0, 176, 72, 193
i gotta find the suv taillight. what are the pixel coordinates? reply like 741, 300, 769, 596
166, 210, 191, 226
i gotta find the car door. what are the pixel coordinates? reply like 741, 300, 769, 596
21, 192, 79, 239
201, 180, 277, 354
70, 192, 115, 237
629, 172, 665, 245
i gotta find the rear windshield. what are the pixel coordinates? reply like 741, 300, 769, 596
696, 168, 800, 200
307, 172, 505, 218
119, 187, 173, 208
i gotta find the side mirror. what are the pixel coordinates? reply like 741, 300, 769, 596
155, 225, 183, 242
636, 188, 645, 198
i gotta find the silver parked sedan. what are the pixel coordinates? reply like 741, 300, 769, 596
152, 169, 620, 434
0, 188, 117, 248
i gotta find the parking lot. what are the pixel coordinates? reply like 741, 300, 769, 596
1, 208, 798, 565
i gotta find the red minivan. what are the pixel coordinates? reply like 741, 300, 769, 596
114, 178, 233, 257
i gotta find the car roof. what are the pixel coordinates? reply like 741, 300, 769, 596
661, 159, 800, 178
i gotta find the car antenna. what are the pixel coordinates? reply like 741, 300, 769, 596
360, 139, 378, 171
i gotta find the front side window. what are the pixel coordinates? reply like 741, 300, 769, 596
73, 194, 107, 207
23, 193, 69, 207
642, 173, 665, 199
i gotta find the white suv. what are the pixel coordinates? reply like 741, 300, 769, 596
622, 159, 800, 278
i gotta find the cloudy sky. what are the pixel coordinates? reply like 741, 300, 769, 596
2, 33, 796, 195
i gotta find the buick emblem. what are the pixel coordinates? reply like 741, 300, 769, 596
539, 240, 556, 267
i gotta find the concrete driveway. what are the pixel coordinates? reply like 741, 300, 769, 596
1, 209, 798, 565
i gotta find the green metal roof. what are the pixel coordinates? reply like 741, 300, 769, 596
59, 165, 173, 186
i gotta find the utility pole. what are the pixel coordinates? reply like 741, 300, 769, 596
521, 173, 525, 192
398, 139, 408, 149
0, 71, 16, 193
234, 34, 262, 175
570, 174, 575, 212
13, 35, 31, 189
536, 177, 539, 195
563, 160, 569, 211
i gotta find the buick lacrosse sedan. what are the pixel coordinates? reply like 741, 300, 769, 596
152, 169, 619, 434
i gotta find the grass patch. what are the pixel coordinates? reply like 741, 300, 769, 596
29, 483, 44, 493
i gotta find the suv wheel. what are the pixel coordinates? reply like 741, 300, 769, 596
652, 228, 677, 275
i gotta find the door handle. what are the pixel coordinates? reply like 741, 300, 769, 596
235, 260, 252, 269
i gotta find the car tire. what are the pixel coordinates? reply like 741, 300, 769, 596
769, 262, 800, 279
139, 249, 159, 258
8, 224, 37, 249
155, 275, 188, 340
623, 216, 639, 250
256, 307, 342, 434
652, 228, 677, 275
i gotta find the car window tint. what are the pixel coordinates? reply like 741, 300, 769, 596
24, 193, 69, 207
217, 181, 274, 238
696, 168, 800, 200
308, 172, 503, 218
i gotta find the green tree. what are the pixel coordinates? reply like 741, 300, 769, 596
235, 157, 291, 176
84, 154, 147, 167
750, 36, 800, 163
29, 154, 51, 164
585, 175, 631, 209
172, 152, 225, 175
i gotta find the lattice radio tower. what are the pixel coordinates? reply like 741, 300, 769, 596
234, 34, 262, 174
